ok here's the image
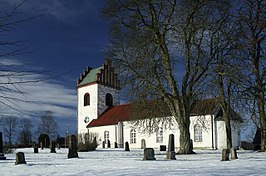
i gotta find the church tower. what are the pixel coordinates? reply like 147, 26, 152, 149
77, 60, 120, 134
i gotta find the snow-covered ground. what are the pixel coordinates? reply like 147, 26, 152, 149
0, 148, 265, 176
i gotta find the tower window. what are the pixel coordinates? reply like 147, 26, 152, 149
194, 124, 202, 142
105, 93, 113, 106
84, 93, 90, 106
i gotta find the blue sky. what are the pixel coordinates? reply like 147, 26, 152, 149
0, 0, 109, 137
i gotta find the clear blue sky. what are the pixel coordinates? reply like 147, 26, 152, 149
1, 0, 109, 138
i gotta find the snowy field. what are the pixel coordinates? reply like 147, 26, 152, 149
1, 148, 266, 176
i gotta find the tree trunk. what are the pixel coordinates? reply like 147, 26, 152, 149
178, 118, 194, 154
252, 39, 266, 152
258, 94, 266, 151
224, 112, 233, 149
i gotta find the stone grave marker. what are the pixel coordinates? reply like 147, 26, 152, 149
190, 139, 193, 152
143, 148, 156, 160
221, 149, 230, 161
68, 135, 78, 158
166, 134, 176, 160
15, 152, 26, 165
102, 141, 105, 148
114, 142, 118, 148
141, 139, 146, 149
33, 142, 38, 153
40, 142, 44, 150
57, 143, 61, 150
50, 141, 56, 153
160, 145, 166, 151
107, 140, 111, 148
125, 141, 130, 151
0, 132, 6, 160
230, 148, 238, 160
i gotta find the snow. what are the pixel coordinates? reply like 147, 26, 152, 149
1, 148, 266, 176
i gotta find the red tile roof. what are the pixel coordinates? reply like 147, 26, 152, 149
87, 104, 132, 128
86, 98, 222, 128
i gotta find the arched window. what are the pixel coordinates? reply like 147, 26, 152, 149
84, 93, 90, 106
194, 124, 202, 142
105, 93, 113, 106
104, 130, 109, 143
156, 127, 163, 143
130, 129, 136, 144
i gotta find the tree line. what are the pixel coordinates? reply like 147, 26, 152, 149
102, 0, 265, 155
0, 111, 58, 146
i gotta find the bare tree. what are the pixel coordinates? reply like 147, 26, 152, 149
237, 0, 266, 151
0, 1, 41, 114
37, 111, 58, 140
102, 0, 229, 154
18, 118, 33, 146
2, 116, 18, 145
202, 2, 248, 159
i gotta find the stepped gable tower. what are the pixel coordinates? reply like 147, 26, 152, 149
77, 60, 120, 134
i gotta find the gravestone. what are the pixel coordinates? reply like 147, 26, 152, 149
33, 142, 38, 153
0, 132, 6, 160
141, 139, 146, 149
107, 140, 111, 148
125, 141, 130, 151
143, 148, 156, 160
50, 141, 56, 153
40, 142, 44, 150
230, 148, 238, 160
102, 141, 105, 148
68, 135, 78, 158
57, 143, 61, 150
160, 145, 166, 151
253, 128, 261, 150
190, 139, 193, 152
15, 152, 26, 165
221, 149, 230, 161
166, 134, 176, 160
114, 142, 118, 148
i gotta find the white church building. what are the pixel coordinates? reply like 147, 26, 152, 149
77, 60, 241, 150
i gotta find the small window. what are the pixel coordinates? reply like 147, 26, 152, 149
84, 93, 90, 106
194, 124, 202, 142
130, 129, 136, 144
156, 127, 163, 143
106, 93, 113, 106
104, 130, 109, 143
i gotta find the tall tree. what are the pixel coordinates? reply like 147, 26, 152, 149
103, 0, 227, 154
0, 1, 39, 114
18, 118, 33, 146
238, 0, 266, 151
37, 111, 58, 140
205, 2, 247, 159
2, 116, 18, 145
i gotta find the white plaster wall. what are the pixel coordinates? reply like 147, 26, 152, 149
89, 125, 117, 148
77, 83, 120, 135
85, 116, 240, 150
190, 115, 213, 149
216, 121, 227, 149
121, 115, 222, 150
216, 120, 241, 149
122, 116, 216, 150
123, 120, 180, 149
77, 84, 98, 134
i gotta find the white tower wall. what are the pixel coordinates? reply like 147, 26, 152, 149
77, 83, 99, 134
77, 83, 120, 135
